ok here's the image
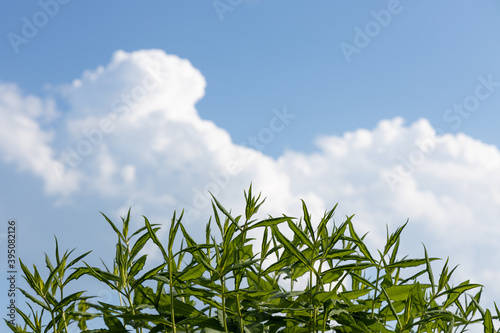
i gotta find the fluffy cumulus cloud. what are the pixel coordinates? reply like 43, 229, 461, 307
1, 49, 500, 305
0, 82, 80, 194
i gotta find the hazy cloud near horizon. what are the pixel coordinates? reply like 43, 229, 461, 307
1, 49, 500, 305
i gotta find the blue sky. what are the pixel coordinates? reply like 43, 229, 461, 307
1, 1, 500, 331
3, 0, 500, 154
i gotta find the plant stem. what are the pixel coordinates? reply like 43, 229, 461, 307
221, 276, 229, 333
58, 283, 69, 333
43, 296, 57, 333
371, 265, 381, 319
236, 294, 245, 333
169, 254, 176, 333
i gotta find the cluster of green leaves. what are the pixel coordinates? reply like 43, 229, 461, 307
7, 186, 500, 333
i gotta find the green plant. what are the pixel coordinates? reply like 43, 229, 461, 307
7, 238, 93, 333
7, 185, 500, 332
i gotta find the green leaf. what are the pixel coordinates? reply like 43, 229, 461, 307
301, 200, 315, 238
53, 291, 85, 312
128, 254, 147, 280
322, 262, 374, 276
65, 266, 92, 283
81, 264, 122, 291
129, 230, 153, 260
177, 263, 206, 281
222, 222, 238, 252
381, 286, 403, 329
437, 259, 458, 294
131, 263, 167, 290
244, 183, 266, 222
122, 207, 131, 239
439, 282, 482, 298
42, 257, 66, 295
350, 272, 376, 289
423, 244, 436, 295
383, 221, 408, 256
18, 288, 50, 310
103, 310, 128, 332
44, 252, 54, 273
347, 218, 375, 263
389, 237, 400, 266
19, 259, 43, 296
318, 204, 337, 240
100, 212, 126, 243
385, 258, 436, 269
222, 258, 261, 276
446, 313, 455, 333
144, 216, 168, 260
249, 216, 294, 230
441, 282, 482, 309
15, 307, 38, 332
286, 219, 314, 249
270, 226, 316, 275
119, 313, 172, 327
380, 284, 415, 302
323, 248, 356, 260
327, 220, 349, 252
210, 193, 242, 232
494, 302, 500, 321
321, 270, 343, 284
339, 289, 371, 300
66, 249, 92, 270
179, 222, 199, 249
168, 210, 183, 254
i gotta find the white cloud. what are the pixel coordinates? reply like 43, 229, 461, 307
0, 82, 80, 194
1, 49, 500, 309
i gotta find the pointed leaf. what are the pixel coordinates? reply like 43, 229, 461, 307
131, 263, 167, 290
144, 216, 168, 260
248, 216, 293, 230
301, 200, 314, 237
287, 219, 314, 249
100, 212, 125, 242
271, 226, 316, 274
383, 221, 408, 256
